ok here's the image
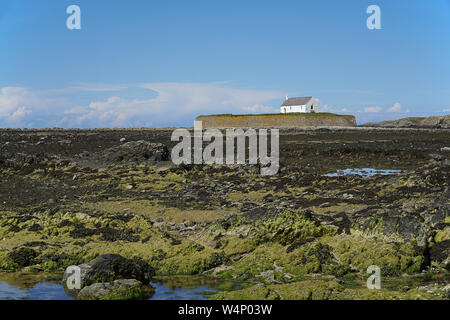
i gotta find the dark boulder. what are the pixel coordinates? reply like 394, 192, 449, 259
102, 140, 169, 163
63, 254, 155, 288
429, 240, 450, 270
8, 247, 38, 268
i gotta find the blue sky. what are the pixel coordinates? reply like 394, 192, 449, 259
1, 0, 449, 127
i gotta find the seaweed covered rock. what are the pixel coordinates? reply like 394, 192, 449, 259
77, 279, 146, 300
280, 241, 349, 276
7, 247, 38, 268
329, 234, 425, 275
250, 210, 332, 245
211, 279, 444, 300
212, 280, 344, 300
75, 140, 169, 167
429, 239, 450, 270
63, 254, 155, 288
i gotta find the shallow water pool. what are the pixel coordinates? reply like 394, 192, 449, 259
0, 274, 225, 300
323, 168, 403, 177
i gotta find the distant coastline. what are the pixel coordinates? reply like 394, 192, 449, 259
362, 114, 450, 129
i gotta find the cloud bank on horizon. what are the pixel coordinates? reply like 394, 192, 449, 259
0, 83, 284, 128
1, 82, 446, 128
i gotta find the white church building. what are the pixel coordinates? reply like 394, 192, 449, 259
280, 96, 319, 113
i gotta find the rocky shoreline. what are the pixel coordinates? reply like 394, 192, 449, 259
0, 128, 448, 299
362, 115, 450, 129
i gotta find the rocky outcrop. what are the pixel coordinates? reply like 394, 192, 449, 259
75, 140, 169, 167
0, 152, 68, 170
363, 115, 450, 129
0, 140, 170, 170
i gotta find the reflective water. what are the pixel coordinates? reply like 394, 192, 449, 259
324, 168, 403, 177
0, 281, 71, 300
0, 273, 224, 300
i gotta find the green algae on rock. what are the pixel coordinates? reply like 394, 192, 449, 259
77, 279, 148, 300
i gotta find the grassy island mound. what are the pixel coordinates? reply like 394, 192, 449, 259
196, 113, 356, 128
199, 112, 346, 117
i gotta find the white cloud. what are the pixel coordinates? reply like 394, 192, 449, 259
0, 87, 34, 116
140, 82, 281, 113
387, 102, 403, 112
0, 83, 284, 128
57, 83, 283, 128
7, 106, 31, 126
341, 108, 350, 112
63, 106, 90, 114
241, 104, 278, 113
10, 106, 31, 118
0, 86, 68, 127
320, 104, 334, 112
443, 108, 450, 112
364, 106, 382, 113
0, 87, 41, 126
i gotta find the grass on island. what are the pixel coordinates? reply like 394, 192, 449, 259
403, 117, 427, 121
197, 112, 351, 118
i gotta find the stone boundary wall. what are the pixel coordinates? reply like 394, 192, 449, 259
196, 114, 357, 128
